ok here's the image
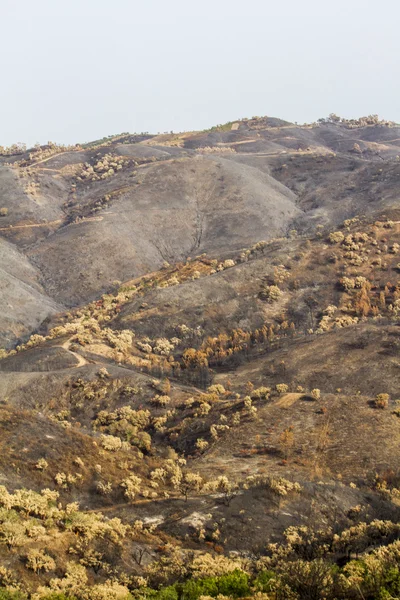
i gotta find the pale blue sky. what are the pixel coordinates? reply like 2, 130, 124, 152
2, 0, 400, 146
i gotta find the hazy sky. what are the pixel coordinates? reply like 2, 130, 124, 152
2, 0, 400, 146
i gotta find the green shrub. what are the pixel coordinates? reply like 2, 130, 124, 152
380, 567, 400, 598
253, 570, 276, 592
216, 570, 250, 597
179, 570, 249, 600
153, 586, 179, 600
180, 578, 218, 600
0, 590, 27, 600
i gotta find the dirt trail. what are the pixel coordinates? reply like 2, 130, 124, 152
26, 148, 86, 168
217, 139, 260, 146
27, 152, 67, 167
37, 167, 63, 172
0, 215, 106, 232
0, 220, 62, 231
60, 339, 87, 367
274, 393, 303, 408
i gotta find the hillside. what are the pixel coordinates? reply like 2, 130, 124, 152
1, 114, 399, 345
0, 115, 400, 600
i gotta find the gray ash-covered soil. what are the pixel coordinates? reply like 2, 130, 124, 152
1, 117, 400, 347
